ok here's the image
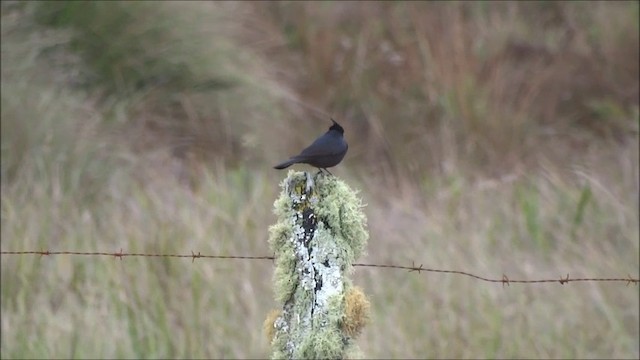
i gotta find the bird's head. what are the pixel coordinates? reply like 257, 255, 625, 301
329, 118, 344, 134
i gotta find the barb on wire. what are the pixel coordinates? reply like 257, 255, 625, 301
1, 250, 638, 286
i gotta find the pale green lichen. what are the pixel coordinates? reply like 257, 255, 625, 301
267, 170, 370, 359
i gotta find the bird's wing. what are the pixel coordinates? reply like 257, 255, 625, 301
298, 134, 343, 157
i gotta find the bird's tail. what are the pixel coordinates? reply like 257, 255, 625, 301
273, 158, 297, 170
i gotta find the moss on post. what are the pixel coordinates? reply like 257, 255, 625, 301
265, 171, 370, 359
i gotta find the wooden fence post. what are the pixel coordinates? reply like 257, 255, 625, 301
265, 171, 370, 359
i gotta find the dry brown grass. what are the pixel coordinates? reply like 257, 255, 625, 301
252, 1, 638, 182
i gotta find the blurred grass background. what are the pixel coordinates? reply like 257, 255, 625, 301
1, 1, 638, 358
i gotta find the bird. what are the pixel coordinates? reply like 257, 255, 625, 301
274, 118, 348, 175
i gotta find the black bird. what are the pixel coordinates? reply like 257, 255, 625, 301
274, 119, 348, 174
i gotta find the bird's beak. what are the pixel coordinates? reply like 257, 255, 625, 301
331, 118, 338, 125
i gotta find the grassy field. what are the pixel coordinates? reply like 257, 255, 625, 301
1, 1, 638, 359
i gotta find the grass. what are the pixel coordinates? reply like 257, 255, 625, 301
1, 1, 638, 359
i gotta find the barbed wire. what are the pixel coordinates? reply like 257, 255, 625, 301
1, 250, 638, 286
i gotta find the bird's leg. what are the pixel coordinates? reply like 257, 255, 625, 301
322, 168, 334, 176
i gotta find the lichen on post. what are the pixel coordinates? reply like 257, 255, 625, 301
266, 171, 370, 359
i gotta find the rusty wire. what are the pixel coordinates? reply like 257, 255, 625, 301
1, 250, 638, 286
